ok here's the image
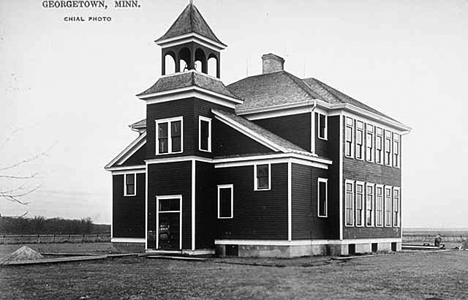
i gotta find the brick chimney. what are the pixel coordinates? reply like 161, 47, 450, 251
262, 53, 285, 74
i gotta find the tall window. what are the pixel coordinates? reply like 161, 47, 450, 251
376, 186, 383, 226
318, 113, 327, 140
356, 121, 364, 160
199, 116, 211, 152
393, 188, 400, 227
156, 117, 183, 155
345, 117, 354, 157
366, 124, 374, 162
385, 186, 392, 226
384, 131, 392, 166
366, 184, 374, 226
124, 173, 136, 196
318, 178, 328, 217
356, 182, 364, 226
393, 134, 400, 168
217, 185, 233, 219
254, 164, 270, 191
345, 181, 354, 226
376, 127, 383, 164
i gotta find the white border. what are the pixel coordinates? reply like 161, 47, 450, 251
339, 114, 343, 240
111, 238, 145, 243
155, 116, 184, 155
198, 116, 212, 153
123, 173, 137, 197
156, 195, 183, 250
254, 163, 271, 191
157, 33, 227, 51
287, 161, 292, 241
214, 238, 402, 246
191, 160, 196, 250
317, 178, 328, 218
355, 181, 365, 227
344, 179, 355, 227
217, 184, 234, 219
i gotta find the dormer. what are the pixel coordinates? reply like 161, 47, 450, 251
155, 3, 226, 79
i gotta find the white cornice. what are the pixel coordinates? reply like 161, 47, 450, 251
104, 132, 147, 170
156, 33, 226, 51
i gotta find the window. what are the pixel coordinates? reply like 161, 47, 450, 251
366, 183, 374, 226
366, 124, 374, 162
393, 134, 400, 168
199, 116, 211, 152
376, 185, 383, 226
156, 117, 183, 155
217, 185, 233, 219
356, 182, 364, 226
345, 181, 354, 226
124, 173, 136, 196
318, 178, 328, 217
384, 131, 392, 166
254, 164, 270, 191
356, 121, 364, 160
376, 127, 383, 164
318, 113, 327, 140
393, 187, 400, 227
345, 117, 354, 157
385, 186, 392, 226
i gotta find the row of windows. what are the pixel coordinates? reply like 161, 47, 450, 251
345, 180, 400, 228
345, 117, 400, 168
155, 116, 212, 155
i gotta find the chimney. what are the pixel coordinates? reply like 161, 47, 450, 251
262, 53, 285, 74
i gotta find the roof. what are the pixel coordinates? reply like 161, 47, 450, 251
137, 71, 239, 99
129, 119, 146, 132
228, 70, 397, 122
155, 3, 226, 47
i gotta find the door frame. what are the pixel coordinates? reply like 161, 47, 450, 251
156, 195, 182, 250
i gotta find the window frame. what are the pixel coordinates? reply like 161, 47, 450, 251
317, 178, 328, 218
393, 133, 400, 168
254, 164, 271, 191
345, 180, 355, 226
366, 124, 374, 162
375, 184, 384, 227
198, 116, 212, 153
393, 187, 400, 227
355, 181, 365, 227
384, 186, 393, 227
384, 130, 392, 166
124, 173, 136, 196
365, 183, 375, 227
355, 121, 364, 160
345, 117, 354, 158
318, 113, 328, 140
217, 184, 234, 219
375, 127, 383, 164
155, 116, 184, 155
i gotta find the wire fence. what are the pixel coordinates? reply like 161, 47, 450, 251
0, 233, 111, 244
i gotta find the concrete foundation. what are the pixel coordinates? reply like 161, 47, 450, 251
113, 242, 146, 253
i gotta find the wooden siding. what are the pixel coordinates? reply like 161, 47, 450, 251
112, 173, 145, 238
212, 119, 274, 157
214, 163, 288, 240
315, 112, 329, 158
326, 116, 341, 239
120, 143, 146, 167
195, 161, 216, 249
147, 161, 192, 249
291, 164, 330, 240
253, 113, 311, 151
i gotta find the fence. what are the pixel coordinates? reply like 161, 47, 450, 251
0, 233, 111, 244
402, 234, 467, 244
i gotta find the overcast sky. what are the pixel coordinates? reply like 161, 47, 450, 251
1, 0, 467, 228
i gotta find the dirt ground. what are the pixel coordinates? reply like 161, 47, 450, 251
0, 246, 467, 300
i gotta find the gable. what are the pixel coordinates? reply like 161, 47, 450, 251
105, 132, 146, 170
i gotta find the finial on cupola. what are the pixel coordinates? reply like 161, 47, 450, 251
190, 0, 193, 4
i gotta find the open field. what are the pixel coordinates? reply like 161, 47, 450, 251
1, 248, 467, 300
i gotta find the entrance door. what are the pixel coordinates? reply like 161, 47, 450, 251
157, 196, 181, 250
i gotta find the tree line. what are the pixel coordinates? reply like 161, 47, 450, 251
0, 216, 110, 235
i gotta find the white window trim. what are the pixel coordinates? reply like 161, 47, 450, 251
254, 164, 271, 191
375, 184, 384, 227
217, 184, 234, 219
124, 173, 136, 196
365, 183, 375, 227
355, 121, 364, 161
345, 179, 355, 227
317, 178, 328, 218
384, 130, 392, 167
198, 116, 212, 152
318, 113, 328, 140
355, 181, 365, 227
345, 117, 354, 158
393, 133, 400, 169
155, 116, 184, 155
155, 195, 182, 250
376, 127, 383, 165
366, 124, 374, 163
384, 186, 393, 227
393, 187, 400, 227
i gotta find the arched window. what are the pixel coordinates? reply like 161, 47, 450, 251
195, 48, 207, 73
208, 56, 218, 77
178, 48, 191, 72
164, 53, 176, 75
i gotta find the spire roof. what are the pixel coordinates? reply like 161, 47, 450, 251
155, 3, 226, 47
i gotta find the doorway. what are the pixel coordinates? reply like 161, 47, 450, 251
156, 196, 182, 250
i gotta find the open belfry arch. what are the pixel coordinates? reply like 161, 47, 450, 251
105, 2, 410, 257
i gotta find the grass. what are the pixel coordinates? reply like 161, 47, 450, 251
0, 245, 467, 300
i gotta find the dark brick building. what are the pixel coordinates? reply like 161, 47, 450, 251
105, 3, 411, 257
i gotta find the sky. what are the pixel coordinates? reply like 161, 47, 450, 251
1, 0, 467, 228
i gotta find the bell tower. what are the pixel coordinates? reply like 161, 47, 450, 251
155, 2, 226, 79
